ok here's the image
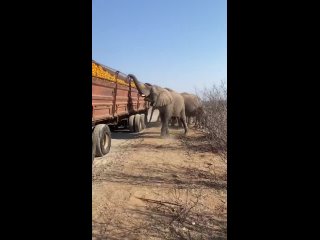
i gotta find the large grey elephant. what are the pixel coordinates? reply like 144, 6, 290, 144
181, 92, 203, 127
129, 74, 188, 137
162, 92, 204, 128
148, 89, 204, 128
145, 87, 182, 124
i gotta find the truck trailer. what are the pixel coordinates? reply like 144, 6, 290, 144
92, 60, 150, 162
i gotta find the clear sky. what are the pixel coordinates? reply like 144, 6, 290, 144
92, 0, 226, 94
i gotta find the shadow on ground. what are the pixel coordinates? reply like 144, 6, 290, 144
93, 164, 226, 190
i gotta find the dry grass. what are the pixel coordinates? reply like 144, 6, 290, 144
196, 82, 227, 162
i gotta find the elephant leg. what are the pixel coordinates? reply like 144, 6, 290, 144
174, 117, 179, 127
187, 117, 191, 125
180, 113, 188, 135
193, 116, 197, 127
170, 117, 175, 127
178, 118, 183, 128
160, 112, 167, 136
161, 121, 169, 136
161, 113, 171, 137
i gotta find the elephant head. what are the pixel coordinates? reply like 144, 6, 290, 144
147, 86, 173, 107
129, 74, 173, 107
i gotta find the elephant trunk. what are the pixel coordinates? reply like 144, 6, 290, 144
149, 107, 156, 122
128, 74, 150, 97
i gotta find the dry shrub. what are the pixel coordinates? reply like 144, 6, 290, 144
196, 81, 227, 161
138, 188, 227, 240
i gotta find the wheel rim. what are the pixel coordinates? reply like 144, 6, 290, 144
103, 133, 110, 150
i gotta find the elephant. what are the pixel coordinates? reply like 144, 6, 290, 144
148, 87, 177, 124
148, 89, 204, 128
159, 91, 204, 128
148, 88, 183, 126
180, 92, 203, 127
129, 74, 188, 137
164, 88, 180, 126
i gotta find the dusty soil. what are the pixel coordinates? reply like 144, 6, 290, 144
92, 120, 227, 240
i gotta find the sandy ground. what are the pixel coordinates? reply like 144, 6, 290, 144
92, 110, 227, 240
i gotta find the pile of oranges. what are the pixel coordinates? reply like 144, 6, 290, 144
92, 62, 136, 88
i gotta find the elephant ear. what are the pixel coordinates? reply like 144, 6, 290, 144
154, 88, 173, 107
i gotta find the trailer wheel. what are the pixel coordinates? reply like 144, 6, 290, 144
140, 114, 146, 129
92, 124, 111, 157
129, 115, 135, 132
134, 114, 143, 132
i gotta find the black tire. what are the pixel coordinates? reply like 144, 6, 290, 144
128, 115, 135, 132
92, 124, 111, 157
140, 114, 146, 129
134, 114, 142, 132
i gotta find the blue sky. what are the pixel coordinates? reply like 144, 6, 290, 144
92, 0, 226, 94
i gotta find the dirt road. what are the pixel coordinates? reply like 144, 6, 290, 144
92, 119, 227, 239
